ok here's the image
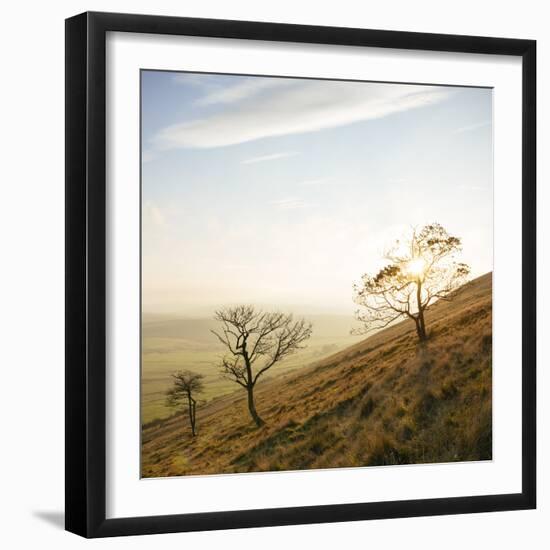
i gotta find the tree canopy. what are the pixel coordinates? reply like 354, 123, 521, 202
166, 370, 205, 436
353, 223, 470, 341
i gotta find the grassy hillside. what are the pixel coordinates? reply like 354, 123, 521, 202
142, 273, 492, 477
141, 314, 360, 423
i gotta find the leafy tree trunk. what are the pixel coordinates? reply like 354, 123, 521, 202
415, 315, 427, 342
415, 280, 428, 342
187, 391, 197, 436
247, 386, 264, 427
167, 370, 204, 438
418, 309, 427, 341
191, 399, 197, 436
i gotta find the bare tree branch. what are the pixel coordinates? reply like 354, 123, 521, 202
212, 306, 312, 426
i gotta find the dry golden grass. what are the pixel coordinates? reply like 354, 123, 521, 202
142, 273, 492, 477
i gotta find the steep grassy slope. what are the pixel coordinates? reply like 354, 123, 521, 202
142, 273, 492, 477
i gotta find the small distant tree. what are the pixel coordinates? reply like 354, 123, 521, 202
353, 223, 470, 342
166, 370, 205, 437
212, 306, 312, 427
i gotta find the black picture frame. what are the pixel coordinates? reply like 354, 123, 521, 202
65, 11, 536, 538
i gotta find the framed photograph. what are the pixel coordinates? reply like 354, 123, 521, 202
65, 11, 536, 538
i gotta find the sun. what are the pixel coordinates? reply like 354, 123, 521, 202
405, 257, 427, 278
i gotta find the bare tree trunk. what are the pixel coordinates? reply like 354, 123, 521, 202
247, 386, 264, 427
242, 348, 264, 427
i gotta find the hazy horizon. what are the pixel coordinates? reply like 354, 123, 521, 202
141, 71, 493, 316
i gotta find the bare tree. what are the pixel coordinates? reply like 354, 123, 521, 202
353, 223, 470, 342
166, 370, 205, 437
212, 306, 312, 427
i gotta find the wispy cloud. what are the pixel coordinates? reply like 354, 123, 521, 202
241, 152, 298, 165
457, 184, 485, 191
299, 177, 333, 186
172, 73, 217, 87
142, 150, 157, 163
270, 197, 311, 210
151, 81, 451, 151
143, 201, 166, 228
454, 120, 492, 134
172, 73, 291, 106
387, 177, 407, 185
196, 78, 290, 106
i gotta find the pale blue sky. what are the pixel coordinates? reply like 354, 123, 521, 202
141, 70, 493, 315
